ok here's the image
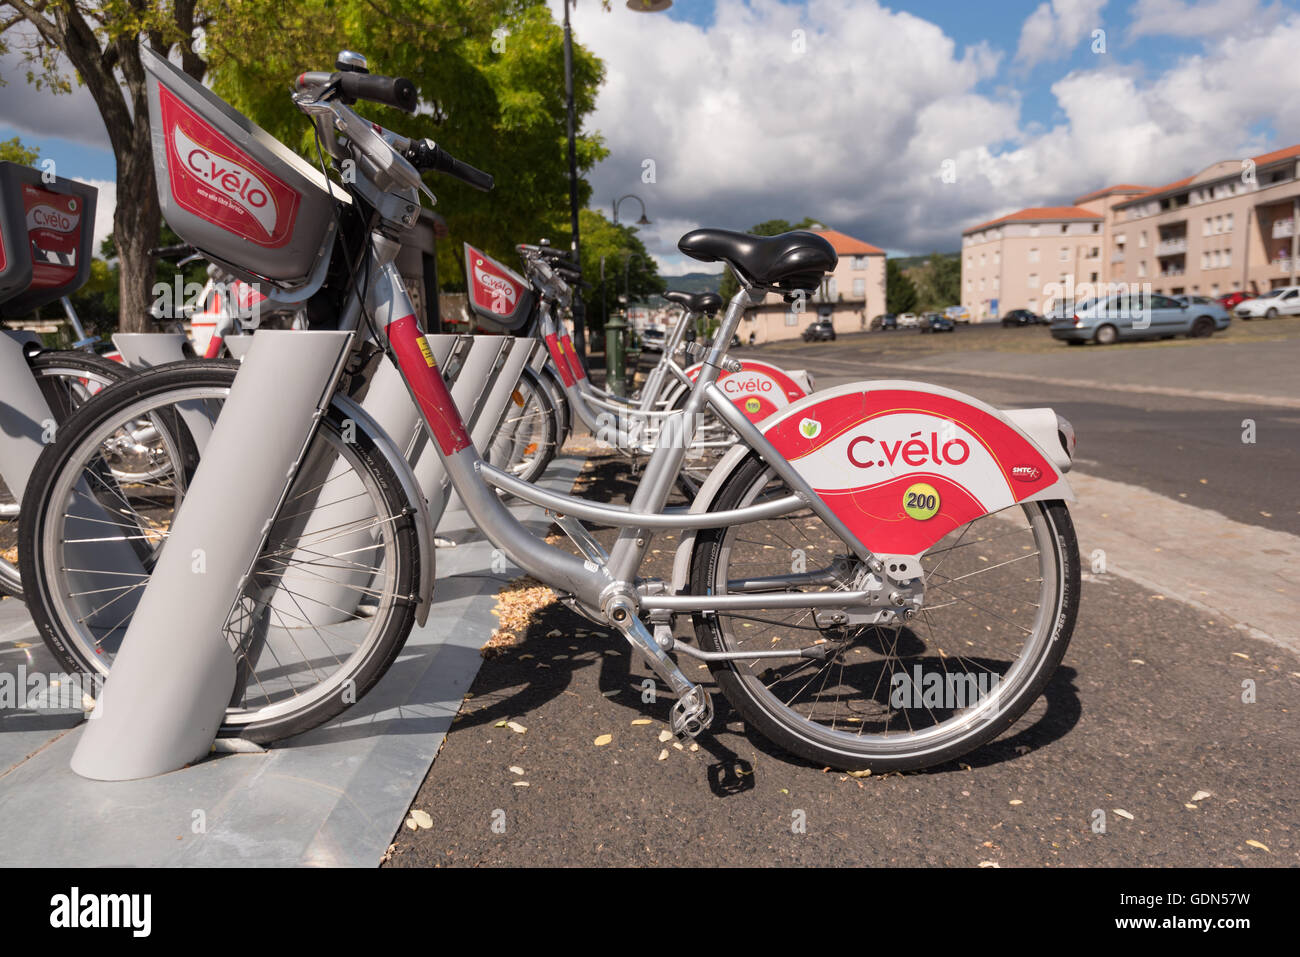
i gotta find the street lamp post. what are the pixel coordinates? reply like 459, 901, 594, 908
561, 0, 671, 359
612, 194, 651, 226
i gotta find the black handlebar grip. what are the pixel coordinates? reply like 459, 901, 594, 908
150, 243, 193, 259
439, 152, 494, 192
336, 72, 418, 113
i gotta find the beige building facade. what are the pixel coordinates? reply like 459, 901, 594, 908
961, 144, 1300, 319
742, 227, 887, 342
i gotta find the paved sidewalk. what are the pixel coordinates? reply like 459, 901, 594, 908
0, 456, 582, 867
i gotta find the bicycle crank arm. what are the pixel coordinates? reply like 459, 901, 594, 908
606, 596, 713, 739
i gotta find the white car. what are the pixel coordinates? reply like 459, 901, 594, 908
897, 313, 919, 328
1235, 286, 1300, 319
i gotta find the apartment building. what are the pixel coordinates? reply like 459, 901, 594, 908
960, 144, 1300, 319
742, 227, 887, 342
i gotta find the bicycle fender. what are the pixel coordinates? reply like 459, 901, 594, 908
669, 443, 752, 595
759, 380, 1075, 560
683, 358, 809, 422
331, 393, 436, 625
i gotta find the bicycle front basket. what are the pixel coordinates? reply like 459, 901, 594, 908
141, 46, 347, 288
464, 243, 534, 333
0, 162, 98, 317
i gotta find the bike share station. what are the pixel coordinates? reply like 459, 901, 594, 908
0, 125, 583, 864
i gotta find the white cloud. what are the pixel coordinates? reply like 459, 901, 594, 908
1127, 0, 1283, 40
559, 0, 1300, 271
0, 30, 112, 150
1015, 0, 1108, 69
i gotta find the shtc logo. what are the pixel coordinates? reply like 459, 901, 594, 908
174, 126, 276, 237
744, 398, 762, 414
26, 204, 79, 233
1011, 465, 1041, 482
848, 429, 970, 469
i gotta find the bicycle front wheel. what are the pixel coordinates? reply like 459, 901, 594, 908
18, 360, 421, 742
689, 452, 1079, 771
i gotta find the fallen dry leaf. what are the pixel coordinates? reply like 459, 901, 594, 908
1191, 790, 1212, 802
1245, 840, 1270, 853
594, 734, 613, 747
631, 719, 652, 726
409, 809, 433, 829
1114, 809, 1134, 820
507, 721, 527, 734
481, 577, 557, 658
657, 749, 669, 761
658, 730, 674, 743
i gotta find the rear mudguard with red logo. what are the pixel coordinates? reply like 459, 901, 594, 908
670, 379, 1074, 592
678, 359, 811, 421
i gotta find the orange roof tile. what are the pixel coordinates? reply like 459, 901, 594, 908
963, 206, 1102, 235
1073, 184, 1151, 204
810, 227, 884, 255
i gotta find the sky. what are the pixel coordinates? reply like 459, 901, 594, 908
3, 0, 1300, 274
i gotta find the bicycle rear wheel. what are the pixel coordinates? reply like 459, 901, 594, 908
488, 365, 557, 483
689, 452, 1079, 771
18, 360, 421, 742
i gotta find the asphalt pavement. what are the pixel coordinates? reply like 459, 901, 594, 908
385, 320, 1299, 867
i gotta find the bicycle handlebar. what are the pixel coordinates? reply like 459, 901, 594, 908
150, 243, 194, 259
404, 139, 494, 192
295, 70, 417, 113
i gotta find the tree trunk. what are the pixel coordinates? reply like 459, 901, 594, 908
113, 145, 161, 334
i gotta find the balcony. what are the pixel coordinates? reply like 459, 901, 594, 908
1273, 258, 1293, 274
1110, 252, 1125, 264
1157, 238, 1188, 255
1160, 267, 1185, 278
1273, 218, 1295, 239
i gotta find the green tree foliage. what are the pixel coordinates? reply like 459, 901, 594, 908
0, 137, 39, 165
206, 0, 607, 288
907, 251, 961, 311
886, 258, 918, 314
716, 216, 822, 302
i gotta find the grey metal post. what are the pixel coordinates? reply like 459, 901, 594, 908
71, 330, 353, 781
0, 332, 56, 507
112, 332, 190, 368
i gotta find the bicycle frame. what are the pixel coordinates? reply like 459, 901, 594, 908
347, 235, 879, 617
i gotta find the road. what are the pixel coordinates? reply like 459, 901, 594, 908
386, 320, 1299, 868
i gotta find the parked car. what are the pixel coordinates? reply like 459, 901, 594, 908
944, 305, 971, 323
1234, 286, 1300, 319
896, 312, 919, 328
802, 319, 837, 341
920, 313, 955, 333
640, 326, 666, 352
1215, 290, 1254, 311
1050, 292, 1230, 344
1170, 295, 1231, 325
872, 313, 897, 330
1001, 308, 1047, 327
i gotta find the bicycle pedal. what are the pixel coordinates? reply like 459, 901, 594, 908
670, 684, 713, 739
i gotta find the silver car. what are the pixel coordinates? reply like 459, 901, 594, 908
1050, 291, 1230, 345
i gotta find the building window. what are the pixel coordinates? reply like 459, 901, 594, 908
1138, 261, 1147, 277
1139, 231, 1148, 248
1224, 249, 1232, 267
1092, 223, 1100, 233
979, 278, 985, 292
1203, 218, 1212, 237
1028, 247, 1039, 263
1060, 225, 1069, 234
1028, 273, 1039, 288
1225, 212, 1234, 231
993, 250, 1000, 265
1059, 247, 1070, 261
851, 255, 867, 270
853, 278, 865, 297
1090, 272, 1098, 282
980, 253, 986, 266
993, 277, 1000, 290
1030, 225, 1040, 237
966, 256, 973, 268
966, 278, 972, 291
